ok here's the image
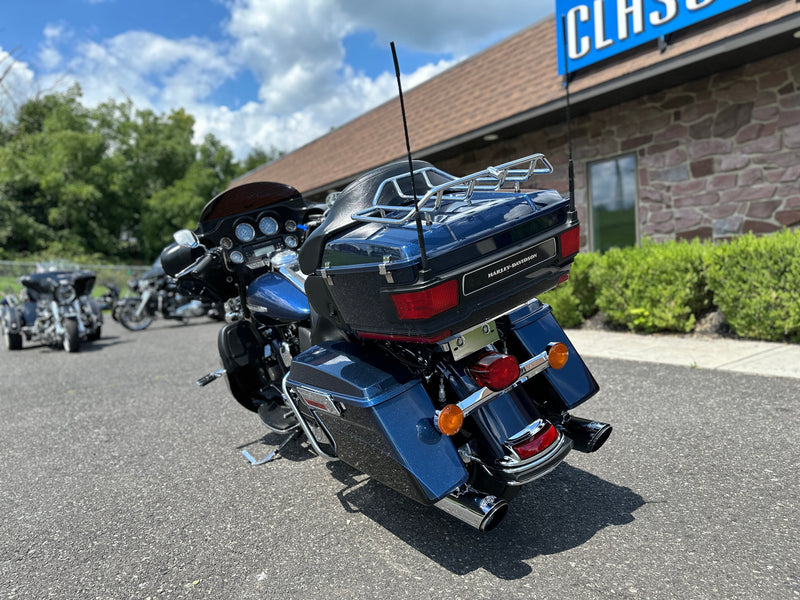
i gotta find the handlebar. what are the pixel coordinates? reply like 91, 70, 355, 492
176, 248, 218, 279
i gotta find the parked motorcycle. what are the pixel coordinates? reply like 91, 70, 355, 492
97, 283, 122, 321
116, 257, 222, 331
0, 262, 103, 352
163, 154, 611, 531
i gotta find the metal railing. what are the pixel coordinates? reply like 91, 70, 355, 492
0, 260, 150, 294
350, 153, 553, 226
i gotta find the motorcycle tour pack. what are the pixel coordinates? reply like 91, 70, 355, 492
160, 152, 610, 531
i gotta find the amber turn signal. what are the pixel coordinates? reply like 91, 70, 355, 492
547, 342, 569, 369
436, 404, 464, 436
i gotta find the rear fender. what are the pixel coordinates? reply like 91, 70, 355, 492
504, 300, 599, 411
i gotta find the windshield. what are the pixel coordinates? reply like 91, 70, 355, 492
198, 181, 302, 223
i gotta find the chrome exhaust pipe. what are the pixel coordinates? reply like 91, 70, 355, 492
434, 485, 509, 532
560, 415, 612, 453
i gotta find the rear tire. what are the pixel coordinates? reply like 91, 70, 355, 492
87, 326, 102, 342
118, 300, 154, 331
63, 320, 80, 353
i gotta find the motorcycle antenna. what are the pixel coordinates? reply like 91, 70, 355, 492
560, 14, 578, 225
391, 41, 430, 277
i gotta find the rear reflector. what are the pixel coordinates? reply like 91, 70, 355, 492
469, 352, 520, 391
357, 330, 452, 343
512, 423, 558, 460
391, 279, 458, 320
560, 226, 580, 257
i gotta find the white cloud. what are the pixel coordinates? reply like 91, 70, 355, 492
0, 50, 38, 119
13, 0, 553, 157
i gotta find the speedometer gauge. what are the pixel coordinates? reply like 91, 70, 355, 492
259, 216, 279, 236
235, 222, 256, 242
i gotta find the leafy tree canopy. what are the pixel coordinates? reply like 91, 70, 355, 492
0, 85, 280, 262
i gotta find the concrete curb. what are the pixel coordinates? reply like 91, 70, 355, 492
565, 329, 800, 380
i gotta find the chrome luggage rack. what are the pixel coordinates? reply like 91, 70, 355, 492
351, 153, 553, 226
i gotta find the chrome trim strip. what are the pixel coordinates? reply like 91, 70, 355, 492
468, 433, 573, 486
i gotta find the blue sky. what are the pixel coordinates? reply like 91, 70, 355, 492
1, 0, 554, 158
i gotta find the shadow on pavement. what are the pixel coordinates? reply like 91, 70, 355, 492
326, 460, 644, 578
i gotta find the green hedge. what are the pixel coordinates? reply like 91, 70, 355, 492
705, 230, 800, 342
591, 239, 713, 333
539, 253, 599, 328
541, 230, 800, 343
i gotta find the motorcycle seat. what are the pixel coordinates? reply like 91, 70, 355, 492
298, 159, 434, 275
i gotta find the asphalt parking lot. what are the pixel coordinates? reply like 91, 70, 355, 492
1, 318, 798, 599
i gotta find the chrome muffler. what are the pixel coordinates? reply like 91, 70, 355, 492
434, 485, 509, 532
560, 415, 612, 453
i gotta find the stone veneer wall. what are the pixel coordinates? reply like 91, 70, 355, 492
439, 46, 800, 249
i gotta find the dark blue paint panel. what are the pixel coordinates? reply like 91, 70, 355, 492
246, 272, 310, 322
288, 342, 468, 501
508, 301, 599, 409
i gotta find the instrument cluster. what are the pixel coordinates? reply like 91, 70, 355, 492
217, 210, 304, 271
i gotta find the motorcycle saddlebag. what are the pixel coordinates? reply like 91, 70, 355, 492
310, 188, 578, 342
285, 340, 468, 504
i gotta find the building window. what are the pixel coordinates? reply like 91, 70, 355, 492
588, 154, 638, 252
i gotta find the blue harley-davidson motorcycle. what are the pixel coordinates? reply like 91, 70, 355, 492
163, 153, 611, 531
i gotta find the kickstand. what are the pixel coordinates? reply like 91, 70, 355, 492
241, 429, 300, 465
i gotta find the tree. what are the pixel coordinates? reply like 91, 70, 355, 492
0, 88, 284, 262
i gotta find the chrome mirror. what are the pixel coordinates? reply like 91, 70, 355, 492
173, 229, 199, 248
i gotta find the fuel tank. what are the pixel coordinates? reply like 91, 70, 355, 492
246, 272, 310, 322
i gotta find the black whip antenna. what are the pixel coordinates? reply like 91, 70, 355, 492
391, 41, 430, 276
560, 14, 577, 224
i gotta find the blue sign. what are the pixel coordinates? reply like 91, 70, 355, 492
556, 0, 751, 75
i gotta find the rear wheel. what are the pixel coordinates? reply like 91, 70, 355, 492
87, 326, 102, 342
118, 300, 154, 331
63, 320, 80, 353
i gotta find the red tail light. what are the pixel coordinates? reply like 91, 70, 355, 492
391, 279, 458, 320
469, 352, 520, 391
560, 225, 580, 257
512, 423, 559, 460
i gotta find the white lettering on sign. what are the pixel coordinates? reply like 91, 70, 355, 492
687, 0, 716, 9
650, 0, 678, 26
567, 5, 591, 58
566, 0, 722, 60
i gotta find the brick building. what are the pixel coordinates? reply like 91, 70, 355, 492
233, 0, 800, 252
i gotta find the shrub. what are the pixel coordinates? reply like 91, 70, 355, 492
570, 251, 601, 318
540, 281, 584, 327
591, 239, 713, 333
705, 230, 800, 342
540, 252, 601, 327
